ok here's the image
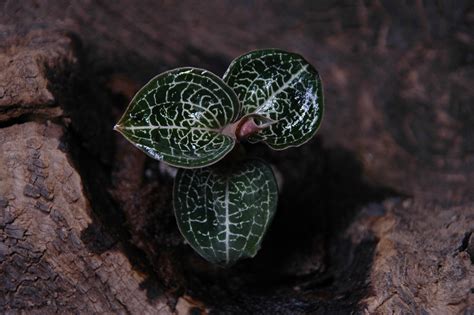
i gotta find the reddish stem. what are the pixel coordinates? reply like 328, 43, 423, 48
220, 115, 275, 141
235, 118, 261, 140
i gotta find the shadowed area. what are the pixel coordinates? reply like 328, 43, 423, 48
1, 1, 473, 314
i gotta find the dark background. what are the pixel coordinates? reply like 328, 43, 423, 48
1, 1, 473, 314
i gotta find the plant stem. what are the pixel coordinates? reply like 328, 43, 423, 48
220, 115, 276, 141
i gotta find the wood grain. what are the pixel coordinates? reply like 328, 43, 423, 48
1, 1, 473, 314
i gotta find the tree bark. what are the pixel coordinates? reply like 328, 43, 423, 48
1, 1, 473, 314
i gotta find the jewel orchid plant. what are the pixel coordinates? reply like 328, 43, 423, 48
114, 49, 324, 266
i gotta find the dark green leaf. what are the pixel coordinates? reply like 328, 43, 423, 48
115, 68, 241, 168
173, 159, 278, 266
223, 49, 324, 150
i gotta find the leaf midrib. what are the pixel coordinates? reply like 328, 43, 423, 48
121, 125, 221, 133
253, 64, 308, 115
224, 179, 230, 264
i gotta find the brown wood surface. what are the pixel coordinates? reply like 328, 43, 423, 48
0, 1, 473, 314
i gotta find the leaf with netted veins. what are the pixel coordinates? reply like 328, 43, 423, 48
173, 159, 278, 266
115, 68, 241, 168
223, 49, 324, 150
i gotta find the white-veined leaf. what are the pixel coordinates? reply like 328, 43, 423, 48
173, 159, 278, 266
115, 68, 241, 168
223, 49, 324, 150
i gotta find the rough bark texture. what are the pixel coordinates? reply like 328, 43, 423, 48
0, 122, 170, 314
1, 1, 473, 314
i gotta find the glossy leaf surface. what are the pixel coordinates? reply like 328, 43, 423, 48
223, 49, 324, 150
115, 68, 240, 168
173, 159, 278, 265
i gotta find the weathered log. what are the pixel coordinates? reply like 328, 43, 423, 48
0, 30, 171, 313
1, 1, 473, 314
0, 122, 170, 314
